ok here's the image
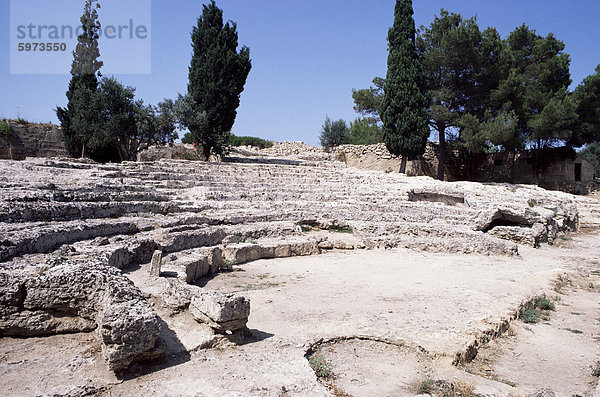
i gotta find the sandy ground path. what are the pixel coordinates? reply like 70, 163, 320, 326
1, 223, 599, 396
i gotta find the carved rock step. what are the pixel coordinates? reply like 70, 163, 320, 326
0, 261, 161, 371
0, 219, 140, 261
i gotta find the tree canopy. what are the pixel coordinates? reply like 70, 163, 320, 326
353, 8, 600, 180
185, 0, 252, 160
57, 0, 176, 162
381, 0, 430, 173
319, 116, 350, 149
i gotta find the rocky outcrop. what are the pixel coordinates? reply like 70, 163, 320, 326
0, 155, 581, 373
0, 120, 68, 160
0, 262, 161, 371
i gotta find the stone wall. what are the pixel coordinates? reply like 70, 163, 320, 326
468, 151, 596, 194
330, 143, 461, 180
0, 120, 68, 160
330, 143, 595, 194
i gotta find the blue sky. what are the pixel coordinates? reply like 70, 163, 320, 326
1, 0, 599, 146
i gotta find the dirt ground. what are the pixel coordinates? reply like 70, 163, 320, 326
1, 218, 600, 396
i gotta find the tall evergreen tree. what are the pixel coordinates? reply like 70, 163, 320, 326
381, 0, 429, 174
185, 1, 251, 160
56, 0, 104, 158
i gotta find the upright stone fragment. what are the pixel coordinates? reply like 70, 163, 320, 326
150, 250, 163, 277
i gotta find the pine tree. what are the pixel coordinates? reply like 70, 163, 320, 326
186, 1, 251, 160
380, 0, 429, 174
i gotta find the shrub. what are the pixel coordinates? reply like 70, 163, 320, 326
173, 143, 205, 161
535, 295, 555, 311
228, 134, 273, 149
520, 308, 540, 324
0, 121, 12, 140
349, 117, 383, 145
181, 132, 194, 144
319, 116, 350, 149
417, 378, 435, 394
308, 354, 334, 379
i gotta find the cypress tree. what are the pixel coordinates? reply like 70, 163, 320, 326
57, 0, 104, 159
380, 0, 429, 174
187, 1, 251, 160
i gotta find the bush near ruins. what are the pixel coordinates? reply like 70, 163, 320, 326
57, 0, 177, 162
308, 354, 334, 380
228, 134, 273, 149
319, 116, 350, 149
581, 141, 600, 177
0, 121, 12, 140
348, 118, 383, 145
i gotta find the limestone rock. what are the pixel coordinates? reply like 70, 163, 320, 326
190, 291, 250, 332
150, 250, 162, 277
0, 262, 161, 372
528, 389, 556, 397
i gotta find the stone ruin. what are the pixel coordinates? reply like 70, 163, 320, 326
0, 153, 579, 372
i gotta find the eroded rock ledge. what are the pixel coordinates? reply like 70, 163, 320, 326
0, 156, 581, 373
0, 261, 160, 371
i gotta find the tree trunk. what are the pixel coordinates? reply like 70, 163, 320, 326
203, 144, 211, 161
81, 143, 86, 159
436, 125, 446, 181
8, 144, 13, 160
399, 156, 408, 174
509, 150, 516, 184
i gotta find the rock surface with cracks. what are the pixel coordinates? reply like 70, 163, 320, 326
0, 155, 583, 380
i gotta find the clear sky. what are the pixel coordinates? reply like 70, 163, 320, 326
1, 0, 599, 146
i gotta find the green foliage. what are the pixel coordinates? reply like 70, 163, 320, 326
417, 378, 435, 394
308, 354, 334, 379
352, 77, 384, 121
181, 132, 194, 144
520, 308, 540, 323
57, 0, 107, 160
57, 73, 108, 159
0, 121, 13, 140
71, 0, 103, 76
417, 10, 508, 178
456, 113, 488, 155
535, 294, 555, 311
381, 0, 429, 170
492, 24, 575, 149
484, 109, 521, 152
319, 116, 350, 149
572, 65, 600, 146
348, 118, 383, 145
228, 134, 273, 149
97, 78, 177, 161
58, 76, 177, 162
331, 226, 353, 234
580, 141, 600, 176
186, 0, 251, 160
520, 295, 555, 324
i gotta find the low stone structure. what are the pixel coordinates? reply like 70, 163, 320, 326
0, 120, 68, 160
